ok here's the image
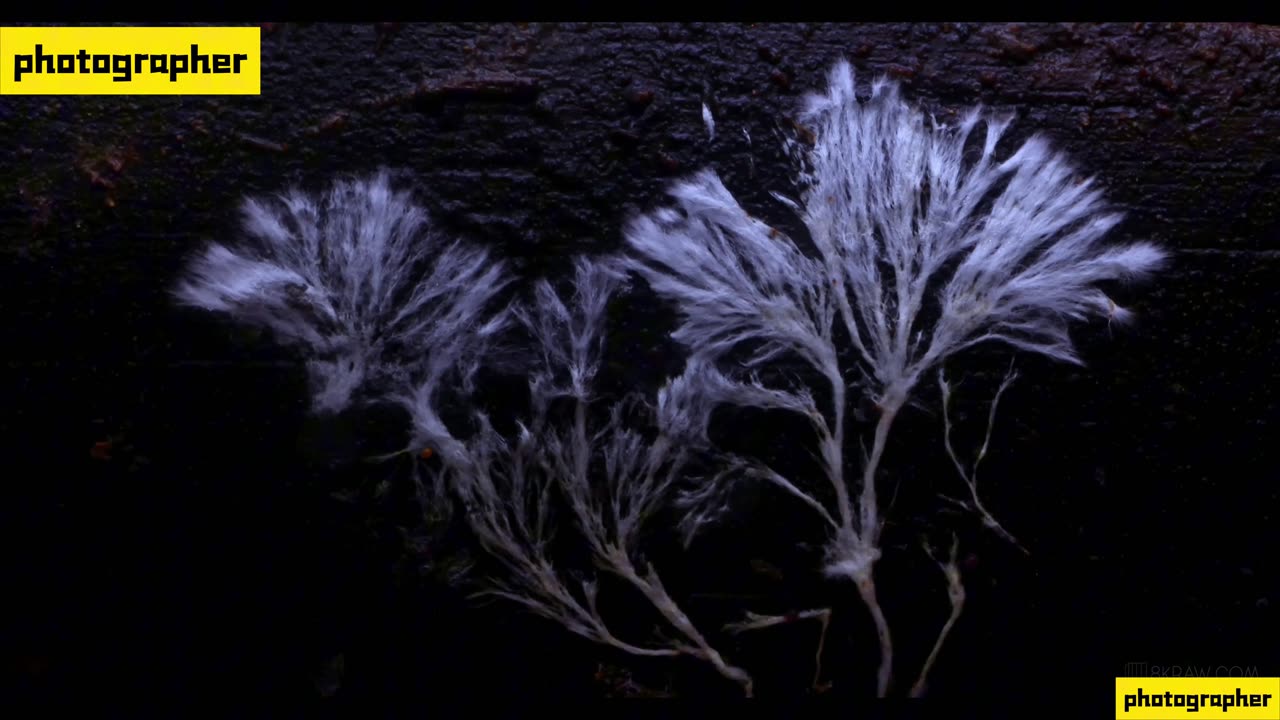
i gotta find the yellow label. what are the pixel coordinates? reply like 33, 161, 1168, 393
0, 26, 260, 95
1116, 678, 1280, 719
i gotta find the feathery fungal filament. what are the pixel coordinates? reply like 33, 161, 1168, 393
173, 170, 512, 415
624, 57, 1165, 697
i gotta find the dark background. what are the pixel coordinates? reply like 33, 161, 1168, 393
2, 22, 1277, 709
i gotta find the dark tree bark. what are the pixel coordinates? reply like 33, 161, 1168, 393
2, 23, 1277, 705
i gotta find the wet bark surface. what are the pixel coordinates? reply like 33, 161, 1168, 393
2, 23, 1277, 706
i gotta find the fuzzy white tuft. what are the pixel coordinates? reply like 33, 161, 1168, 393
625, 58, 1168, 697
174, 170, 511, 414
412, 256, 754, 694
631, 60, 1166, 406
625, 57, 1167, 561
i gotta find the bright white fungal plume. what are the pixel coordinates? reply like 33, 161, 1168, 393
625, 59, 1168, 570
627, 60, 1167, 408
173, 170, 511, 413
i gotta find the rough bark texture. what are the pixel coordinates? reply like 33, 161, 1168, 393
3, 23, 1277, 705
